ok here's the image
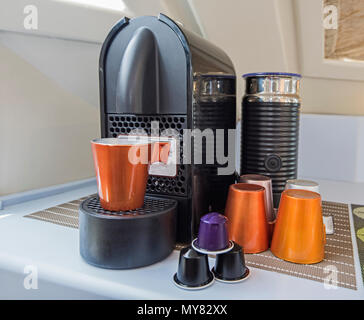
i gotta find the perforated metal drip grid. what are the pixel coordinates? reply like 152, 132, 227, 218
108, 115, 186, 136
81, 196, 177, 217
25, 195, 177, 228
107, 114, 188, 197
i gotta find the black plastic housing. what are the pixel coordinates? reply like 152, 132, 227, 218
241, 100, 300, 207
99, 14, 236, 243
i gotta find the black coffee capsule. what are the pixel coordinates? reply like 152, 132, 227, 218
212, 241, 250, 282
173, 246, 214, 290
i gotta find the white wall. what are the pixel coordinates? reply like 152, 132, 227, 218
0, 0, 124, 195
1, 0, 364, 195
0, 34, 101, 195
298, 114, 364, 182
190, 0, 299, 120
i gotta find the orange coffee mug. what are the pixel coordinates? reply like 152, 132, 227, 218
225, 183, 270, 254
91, 137, 170, 211
270, 189, 325, 264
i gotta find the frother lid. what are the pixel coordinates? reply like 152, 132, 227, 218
242, 72, 302, 78
198, 73, 236, 79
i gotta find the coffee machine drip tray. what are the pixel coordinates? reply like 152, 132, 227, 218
79, 196, 176, 269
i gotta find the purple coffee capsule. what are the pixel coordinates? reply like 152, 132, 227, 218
192, 212, 232, 254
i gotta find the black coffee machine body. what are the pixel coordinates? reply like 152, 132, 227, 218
99, 14, 236, 244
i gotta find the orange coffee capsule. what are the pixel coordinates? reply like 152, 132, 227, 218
270, 189, 325, 264
225, 183, 270, 254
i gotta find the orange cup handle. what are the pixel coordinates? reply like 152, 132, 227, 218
150, 142, 171, 164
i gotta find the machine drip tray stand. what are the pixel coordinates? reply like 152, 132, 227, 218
79, 196, 177, 269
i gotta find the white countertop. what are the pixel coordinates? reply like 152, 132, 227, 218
0, 178, 363, 300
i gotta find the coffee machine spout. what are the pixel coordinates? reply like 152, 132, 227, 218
116, 27, 159, 114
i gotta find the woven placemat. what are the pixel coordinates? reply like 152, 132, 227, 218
25, 198, 357, 289
245, 201, 357, 290
24, 197, 88, 228
351, 204, 364, 284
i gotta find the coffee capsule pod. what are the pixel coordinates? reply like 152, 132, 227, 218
173, 246, 214, 290
285, 179, 319, 193
192, 212, 233, 255
212, 242, 250, 283
240, 174, 275, 221
225, 183, 270, 253
271, 189, 325, 264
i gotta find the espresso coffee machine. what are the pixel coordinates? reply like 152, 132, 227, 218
99, 14, 236, 244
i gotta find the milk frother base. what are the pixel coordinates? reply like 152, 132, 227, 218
79, 196, 176, 269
